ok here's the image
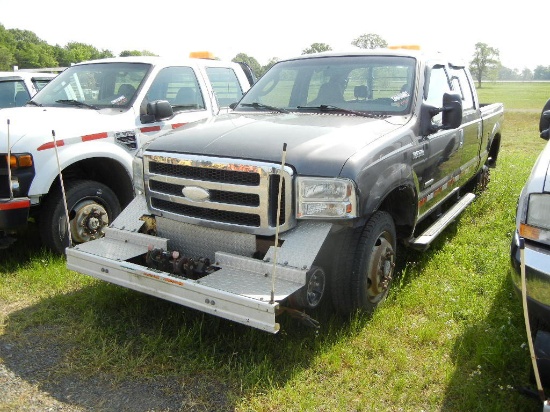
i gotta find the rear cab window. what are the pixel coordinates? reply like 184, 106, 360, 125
206, 66, 244, 108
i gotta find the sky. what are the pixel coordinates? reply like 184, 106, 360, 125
1, 0, 547, 71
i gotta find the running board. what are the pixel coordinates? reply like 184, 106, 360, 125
410, 193, 476, 250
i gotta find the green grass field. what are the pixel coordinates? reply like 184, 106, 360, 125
1, 82, 549, 411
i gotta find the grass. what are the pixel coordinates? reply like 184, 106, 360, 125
1, 82, 550, 411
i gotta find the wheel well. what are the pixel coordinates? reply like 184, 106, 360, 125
48, 157, 134, 208
487, 133, 501, 168
377, 185, 416, 240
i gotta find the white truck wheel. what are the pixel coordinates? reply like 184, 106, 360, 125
39, 180, 121, 254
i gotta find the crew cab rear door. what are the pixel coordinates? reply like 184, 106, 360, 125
449, 65, 483, 181
415, 64, 464, 217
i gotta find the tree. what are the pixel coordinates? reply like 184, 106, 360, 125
498, 66, 520, 81
120, 50, 157, 57
260, 57, 279, 77
469, 42, 500, 88
301, 43, 332, 55
60, 42, 114, 66
232, 53, 262, 78
0, 45, 15, 71
521, 68, 533, 81
351, 33, 387, 49
534, 65, 550, 81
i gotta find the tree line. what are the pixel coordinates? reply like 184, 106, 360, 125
1, 24, 549, 83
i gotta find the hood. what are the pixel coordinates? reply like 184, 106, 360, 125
0, 106, 134, 151
146, 112, 406, 176
524, 139, 550, 194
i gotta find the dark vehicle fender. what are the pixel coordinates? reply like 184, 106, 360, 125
354, 161, 417, 238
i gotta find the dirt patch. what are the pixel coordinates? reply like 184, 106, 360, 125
0, 304, 234, 412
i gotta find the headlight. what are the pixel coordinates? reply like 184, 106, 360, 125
520, 193, 550, 244
296, 177, 357, 219
132, 151, 145, 195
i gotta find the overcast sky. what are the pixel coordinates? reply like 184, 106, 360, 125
1, 1, 547, 71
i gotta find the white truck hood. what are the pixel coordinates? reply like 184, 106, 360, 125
0, 106, 136, 152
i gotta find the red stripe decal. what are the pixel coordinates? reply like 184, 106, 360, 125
172, 123, 187, 129
82, 132, 108, 141
0, 199, 30, 211
37, 140, 65, 151
141, 126, 162, 133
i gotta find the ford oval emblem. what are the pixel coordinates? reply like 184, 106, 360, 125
182, 186, 210, 202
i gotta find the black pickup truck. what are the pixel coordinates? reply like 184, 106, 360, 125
66, 47, 504, 333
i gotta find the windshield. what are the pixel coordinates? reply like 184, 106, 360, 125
237, 55, 416, 115
33, 62, 151, 108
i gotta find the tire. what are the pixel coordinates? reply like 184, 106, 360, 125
39, 179, 121, 254
331, 211, 396, 315
475, 165, 490, 194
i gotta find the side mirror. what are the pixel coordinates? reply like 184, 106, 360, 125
441, 92, 463, 130
419, 92, 463, 136
539, 98, 550, 140
140, 100, 174, 123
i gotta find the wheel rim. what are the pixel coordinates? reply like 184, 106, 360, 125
69, 199, 109, 243
306, 267, 325, 308
366, 234, 395, 303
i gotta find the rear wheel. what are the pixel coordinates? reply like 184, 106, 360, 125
39, 179, 121, 254
331, 211, 396, 315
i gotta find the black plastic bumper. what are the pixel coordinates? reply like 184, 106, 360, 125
510, 232, 550, 328
0, 197, 30, 232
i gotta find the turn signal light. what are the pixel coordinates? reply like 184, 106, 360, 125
8, 154, 33, 168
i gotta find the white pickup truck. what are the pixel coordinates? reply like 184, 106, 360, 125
0, 70, 57, 109
0, 54, 255, 253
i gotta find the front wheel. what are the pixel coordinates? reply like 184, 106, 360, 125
331, 211, 397, 315
39, 180, 121, 254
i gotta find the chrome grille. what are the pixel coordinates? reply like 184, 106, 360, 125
144, 153, 295, 235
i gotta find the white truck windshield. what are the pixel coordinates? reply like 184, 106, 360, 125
33, 63, 151, 108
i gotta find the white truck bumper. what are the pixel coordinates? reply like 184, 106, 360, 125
66, 196, 331, 333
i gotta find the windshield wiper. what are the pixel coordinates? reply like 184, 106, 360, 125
56, 99, 98, 110
26, 100, 42, 107
297, 104, 377, 118
240, 102, 289, 113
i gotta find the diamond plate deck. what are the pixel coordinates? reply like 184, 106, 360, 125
71, 228, 167, 261
156, 218, 256, 261
199, 251, 306, 300
263, 221, 332, 270
110, 195, 149, 232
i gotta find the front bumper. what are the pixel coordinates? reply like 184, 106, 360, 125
0, 197, 30, 232
510, 230, 550, 326
66, 196, 332, 333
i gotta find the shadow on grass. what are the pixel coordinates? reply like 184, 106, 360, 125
3, 211, 531, 411
0, 275, 361, 411
0, 222, 49, 271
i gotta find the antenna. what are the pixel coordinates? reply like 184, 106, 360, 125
270, 143, 287, 304
6, 120, 13, 200
51, 130, 73, 249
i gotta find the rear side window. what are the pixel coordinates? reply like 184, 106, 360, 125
206, 67, 244, 107
147, 66, 205, 111
33, 78, 53, 91
450, 67, 475, 111
0, 80, 29, 108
